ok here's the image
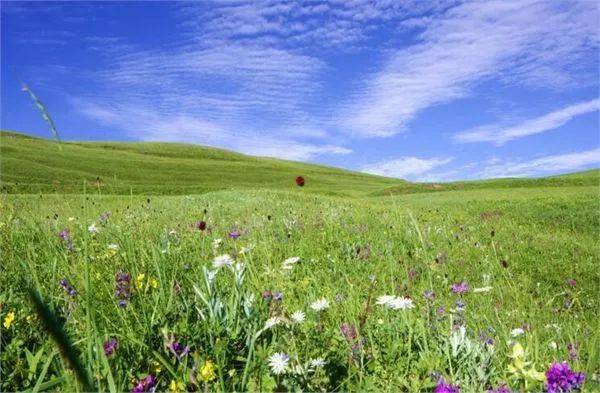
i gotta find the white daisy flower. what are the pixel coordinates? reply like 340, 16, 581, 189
264, 317, 282, 329
268, 352, 289, 375
387, 297, 414, 310
282, 257, 300, 270
290, 310, 305, 324
213, 254, 234, 269
212, 238, 223, 249
88, 223, 98, 233
310, 298, 329, 312
473, 286, 493, 293
309, 358, 326, 368
107, 244, 119, 250
510, 328, 525, 337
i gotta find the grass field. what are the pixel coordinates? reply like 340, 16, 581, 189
1, 132, 599, 392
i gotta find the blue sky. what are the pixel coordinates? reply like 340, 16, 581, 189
2, 0, 599, 181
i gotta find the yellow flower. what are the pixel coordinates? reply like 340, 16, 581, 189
151, 361, 162, 375
3, 311, 15, 329
136, 273, 146, 290
149, 277, 158, 289
169, 380, 185, 393
199, 360, 216, 382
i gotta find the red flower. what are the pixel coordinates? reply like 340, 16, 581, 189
295, 176, 305, 187
196, 221, 206, 231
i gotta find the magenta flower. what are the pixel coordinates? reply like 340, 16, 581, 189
546, 362, 585, 392
131, 375, 155, 393
103, 338, 118, 357
567, 278, 576, 287
340, 323, 357, 342
435, 378, 460, 393
196, 220, 206, 231
228, 230, 240, 239
168, 341, 190, 360
451, 282, 469, 294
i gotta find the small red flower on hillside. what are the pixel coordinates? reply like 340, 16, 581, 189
295, 176, 305, 187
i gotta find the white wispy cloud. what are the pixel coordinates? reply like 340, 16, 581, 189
362, 156, 453, 180
454, 99, 600, 144
340, 0, 598, 137
475, 149, 600, 178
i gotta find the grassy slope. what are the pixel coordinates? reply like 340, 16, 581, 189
0, 131, 402, 197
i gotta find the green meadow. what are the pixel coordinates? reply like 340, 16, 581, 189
1, 131, 598, 392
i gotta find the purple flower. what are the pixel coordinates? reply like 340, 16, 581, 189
273, 291, 283, 301
436, 306, 446, 316
131, 375, 156, 393
261, 290, 273, 301
340, 323, 357, 342
545, 362, 585, 392
103, 338, 118, 357
115, 270, 132, 306
168, 341, 190, 360
455, 300, 466, 311
451, 282, 469, 294
59, 279, 77, 297
99, 211, 111, 224
228, 230, 240, 239
567, 278, 576, 287
196, 221, 206, 231
58, 229, 73, 251
567, 343, 579, 361
423, 290, 436, 301
435, 378, 460, 393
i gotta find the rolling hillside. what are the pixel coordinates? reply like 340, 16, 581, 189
0, 131, 402, 196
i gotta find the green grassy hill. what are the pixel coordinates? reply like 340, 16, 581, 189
0, 131, 402, 196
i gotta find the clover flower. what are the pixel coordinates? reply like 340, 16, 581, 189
546, 362, 585, 392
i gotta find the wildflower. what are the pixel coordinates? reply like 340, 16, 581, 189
567, 278, 576, 287
131, 375, 156, 393
103, 338, 118, 357
388, 296, 414, 310
487, 385, 512, 393
310, 298, 329, 312
507, 342, 545, 382
451, 282, 469, 294
340, 323, 357, 342
199, 359, 217, 382
545, 362, 585, 392
115, 270, 132, 306
107, 243, 119, 250
196, 220, 207, 231
436, 306, 446, 316
213, 254, 233, 269
212, 238, 222, 249
3, 312, 15, 329
261, 290, 273, 301
268, 352, 289, 375
136, 273, 146, 290
474, 286, 493, 293
376, 295, 396, 305
58, 229, 73, 251
149, 277, 158, 289
335, 293, 345, 303
68, 216, 75, 222
435, 378, 460, 393
549, 341, 558, 350
273, 291, 283, 301
310, 358, 326, 368
510, 328, 525, 337
228, 230, 240, 239
168, 341, 190, 360
282, 256, 300, 270
88, 223, 98, 233
169, 380, 185, 393
265, 317, 282, 329
99, 211, 111, 224
423, 290, 436, 301
295, 176, 305, 187
567, 343, 579, 361
291, 310, 305, 324
59, 278, 77, 297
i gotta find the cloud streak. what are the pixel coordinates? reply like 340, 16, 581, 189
454, 99, 600, 144
362, 156, 453, 180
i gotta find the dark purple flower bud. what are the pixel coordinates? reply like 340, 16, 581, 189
58, 229, 73, 251
228, 230, 240, 239
59, 279, 77, 297
168, 341, 190, 360
434, 378, 460, 393
131, 374, 156, 393
545, 362, 585, 393
196, 221, 206, 231
436, 306, 446, 316
273, 292, 283, 301
451, 282, 469, 294
567, 278, 577, 287
103, 338, 118, 357
118, 300, 127, 308
455, 300, 466, 311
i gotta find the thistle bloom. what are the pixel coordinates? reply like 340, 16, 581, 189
103, 338, 118, 357
59, 279, 77, 297
131, 375, 156, 393
435, 378, 460, 393
451, 282, 469, 294
268, 352, 289, 375
545, 362, 585, 392
309, 358, 326, 368
213, 254, 234, 269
